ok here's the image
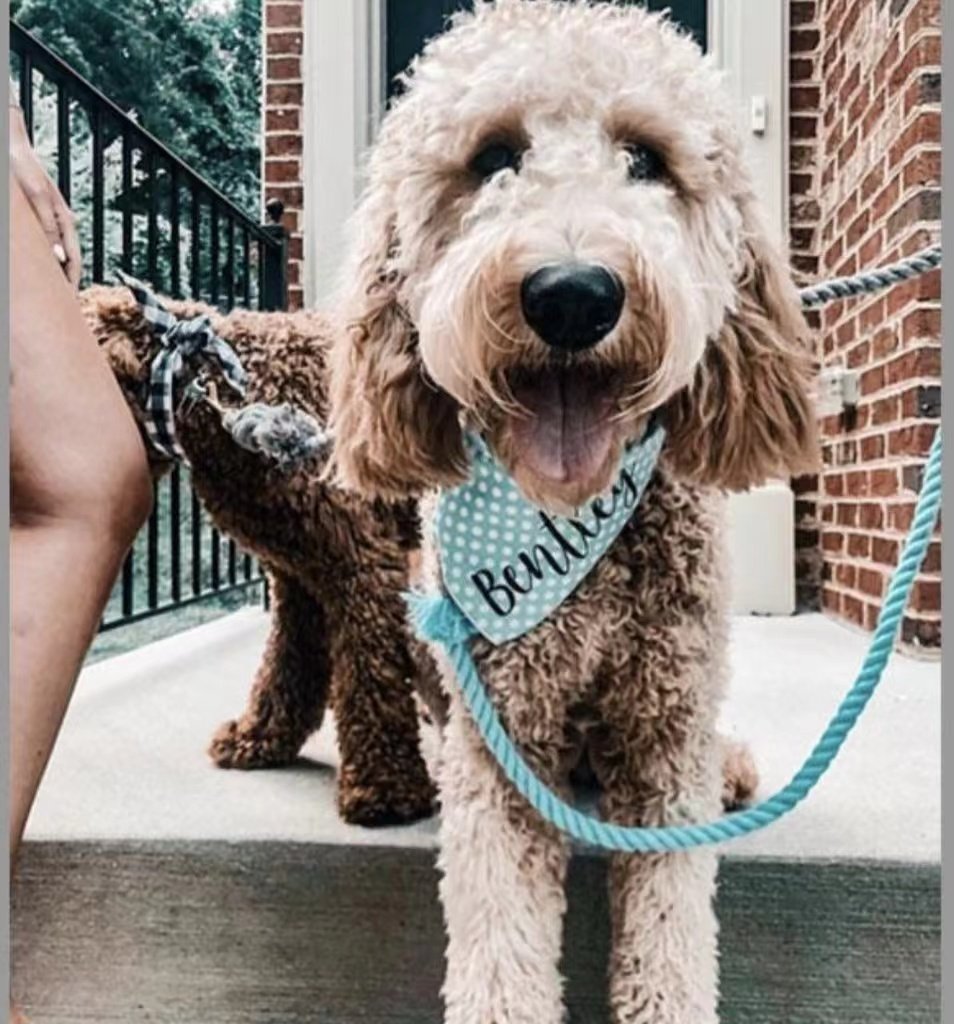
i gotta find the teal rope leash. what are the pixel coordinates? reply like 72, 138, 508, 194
408, 430, 941, 852
408, 245, 943, 854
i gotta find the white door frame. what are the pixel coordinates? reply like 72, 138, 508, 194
709, 0, 790, 240
302, 0, 385, 306
710, 1, 796, 615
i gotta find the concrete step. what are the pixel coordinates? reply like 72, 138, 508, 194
13, 611, 940, 1023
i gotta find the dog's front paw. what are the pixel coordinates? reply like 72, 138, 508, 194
721, 739, 759, 810
207, 718, 299, 770
337, 769, 437, 827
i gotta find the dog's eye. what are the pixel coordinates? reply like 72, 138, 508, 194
469, 141, 522, 181
625, 142, 665, 183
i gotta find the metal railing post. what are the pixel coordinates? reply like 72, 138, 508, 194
261, 197, 289, 311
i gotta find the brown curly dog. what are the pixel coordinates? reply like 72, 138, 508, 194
329, 2, 815, 1020
81, 285, 438, 827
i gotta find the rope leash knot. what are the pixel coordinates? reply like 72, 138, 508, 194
410, 245, 944, 854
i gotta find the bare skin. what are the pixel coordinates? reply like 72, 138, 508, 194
9, 179, 153, 1016
9, 103, 82, 287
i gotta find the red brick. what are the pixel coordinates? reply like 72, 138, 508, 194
266, 133, 303, 157
921, 541, 942, 573
870, 469, 899, 497
860, 435, 885, 461
872, 327, 900, 360
901, 310, 941, 346
267, 56, 301, 81
888, 503, 916, 530
823, 531, 845, 553
266, 82, 303, 107
266, 108, 300, 132
858, 503, 884, 529
886, 345, 941, 383
265, 29, 303, 55
888, 423, 938, 457
791, 114, 818, 140
912, 579, 941, 613
860, 365, 884, 395
857, 567, 884, 597
887, 189, 941, 240
859, 229, 885, 267
791, 84, 821, 111
265, 158, 301, 184
858, 296, 886, 332
823, 587, 842, 613
903, 0, 941, 37
872, 536, 900, 565
792, 27, 821, 52
845, 471, 867, 496
843, 593, 865, 626
847, 533, 871, 558
864, 603, 881, 631
824, 473, 846, 497
791, 1, 817, 27
870, 396, 900, 425
836, 563, 857, 587
266, 3, 302, 29
901, 148, 941, 191
837, 503, 858, 527
791, 57, 816, 82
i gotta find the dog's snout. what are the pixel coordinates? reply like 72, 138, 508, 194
520, 263, 624, 352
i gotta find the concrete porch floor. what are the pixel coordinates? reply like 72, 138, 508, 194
27, 607, 940, 863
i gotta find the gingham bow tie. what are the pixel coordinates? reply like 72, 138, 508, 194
117, 271, 247, 460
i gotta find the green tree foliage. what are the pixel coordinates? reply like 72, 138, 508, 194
11, 0, 262, 213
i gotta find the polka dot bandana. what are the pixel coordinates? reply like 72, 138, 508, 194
435, 423, 666, 644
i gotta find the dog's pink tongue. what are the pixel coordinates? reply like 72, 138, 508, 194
510, 368, 615, 486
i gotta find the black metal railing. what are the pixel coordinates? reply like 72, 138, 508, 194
11, 22, 285, 631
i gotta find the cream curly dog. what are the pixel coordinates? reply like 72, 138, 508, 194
331, 2, 816, 1021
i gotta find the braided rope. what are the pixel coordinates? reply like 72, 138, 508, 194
408, 245, 944, 853
799, 245, 941, 307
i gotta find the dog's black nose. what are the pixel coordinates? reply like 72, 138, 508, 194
520, 263, 624, 351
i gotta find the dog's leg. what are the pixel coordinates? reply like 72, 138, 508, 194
438, 696, 569, 1024
719, 735, 758, 810
208, 570, 330, 768
329, 583, 436, 827
605, 845, 719, 1024
597, 691, 722, 1023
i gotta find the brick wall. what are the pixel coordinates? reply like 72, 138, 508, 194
789, 0, 941, 650
263, 0, 305, 310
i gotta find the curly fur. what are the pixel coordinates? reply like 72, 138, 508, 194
330, 2, 817, 1021
81, 286, 440, 827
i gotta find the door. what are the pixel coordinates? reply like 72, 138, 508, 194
386, 1, 708, 95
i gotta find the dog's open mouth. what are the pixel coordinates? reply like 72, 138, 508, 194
506, 365, 620, 489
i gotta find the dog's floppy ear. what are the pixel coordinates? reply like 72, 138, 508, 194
664, 201, 818, 490
329, 188, 467, 500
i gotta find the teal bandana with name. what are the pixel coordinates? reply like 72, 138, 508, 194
435, 424, 666, 644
